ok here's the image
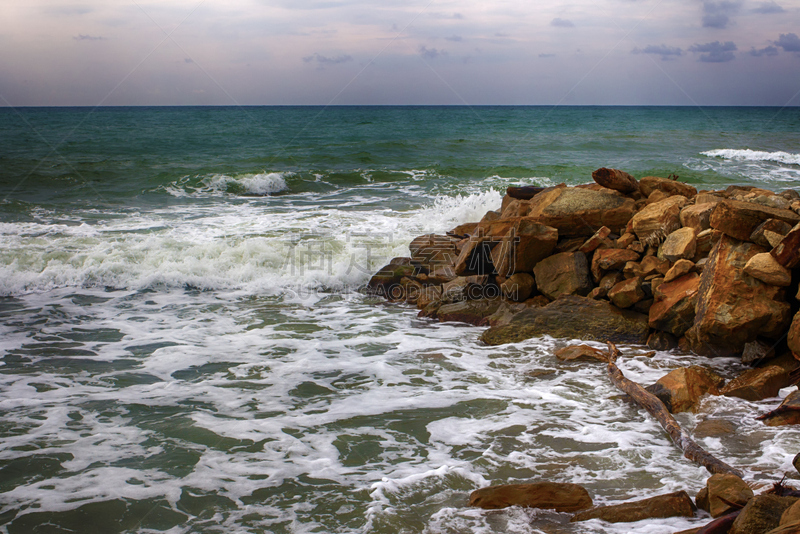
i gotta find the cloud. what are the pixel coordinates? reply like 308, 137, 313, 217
302, 53, 353, 64
702, 1, 741, 29
445, 35, 463, 42
184, 58, 194, 63
551, 18, 574, 28
689, 41, 737, 62
775, 33, 800, 52
632, 44, 683, 60
539, 53, 556, 58
752, 1, 784, 13
749, 45, 779, 57
419, 46, 444, 59
73, 34, 105, 41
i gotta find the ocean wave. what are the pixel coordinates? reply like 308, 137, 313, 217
701, 149, 800, 166
410, 189, 503, 234
163, 172, 292, 198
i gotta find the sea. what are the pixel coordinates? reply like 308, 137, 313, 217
1, 106, 799, 534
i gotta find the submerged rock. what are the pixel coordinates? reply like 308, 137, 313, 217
645, 365, 724, 413
571, 490, 695, 523
469, 482, 593, 512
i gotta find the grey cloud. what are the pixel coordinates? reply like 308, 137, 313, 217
752, 1, 785, 13
551, 18, 574, 28
749, 45, 779, 56
539, 53, 556, 58
776, 33, 800, 52
632, 44, 683, 59
302, 53, 353, 64
689, 40, 737, 62
445, 35, 463, 42
184, 58, 194, 63
73, 34, 105, 41
419, 46, 444, 59
702, 1, 741, 29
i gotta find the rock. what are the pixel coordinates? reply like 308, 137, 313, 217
469, 482, 593, 512
721, 365, 791, 401
501, 273, 535, 302
744, 253, 793, 287
591, 248, 641, 282
710, 200, 800, 243
647, 331, 679, 350
694, 228, 722, 260
772, 223, 800, 269
416, 285, 442, 310
526, 187, 637, 237
658, 227, 697, 262
705, 473, 754, 518
436, 298, 504, 326
757, 390, 800, 426
608, 277, 646, 309
694, 419, 736, 438
579, 226, 612, 254
790, 312, 800, 359
649, 273, 701, 337
491, 219, 559, 277
592, 168, 639, 194
571, 491, 695, 523
751, 219, 793, 249
481, 210, 502, 224
767, 520, 800, 533
441, 276, 471, 303
729, 495, 799, 534
367, 262, 417, 299
616, 232, 636, 249
645, 365, 724, 413
742, 340, 776, 365
639, 255, 671, 278
481, 296, 651, 346
684, 235, 792, 357
555, 344, 608, 363
782, 500, 800, 526
664, 259, 695, 283
506, 185, 546, 200
630, 196, 687, 246
647, 189, 671, 205
680, 203, 716, 233
533, 252, 593, 300
639, 176, 698, 199
450, 221, 479, 236
453, 219, 520, 276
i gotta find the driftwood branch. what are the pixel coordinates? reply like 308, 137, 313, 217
605, 342, 744, 478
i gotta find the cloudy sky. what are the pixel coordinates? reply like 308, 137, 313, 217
2, 0, 799, 106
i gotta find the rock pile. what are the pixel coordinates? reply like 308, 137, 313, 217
368, 169, 800, 407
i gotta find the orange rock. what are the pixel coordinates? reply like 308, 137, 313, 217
592, 168, 639, 194
710, 200, 800, 242
649, 273, 701, 337
630, 196, 687, 246
469, 482, 592, 512
721, 366, 791, 401
639, 176, 697, 199
571, 491, 695, 523
645, 365, 724, 413
771, 222, 800, 268
534, 252, 593, 300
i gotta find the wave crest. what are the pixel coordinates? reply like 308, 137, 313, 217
702, 149, 800, 166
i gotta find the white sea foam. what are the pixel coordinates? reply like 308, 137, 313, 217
702, 148, 800, 165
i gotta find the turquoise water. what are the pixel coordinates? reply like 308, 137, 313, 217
1, 106, 799, 533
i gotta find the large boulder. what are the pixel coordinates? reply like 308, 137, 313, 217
721, 365, 791, 401
501, 272, 536, 302
730, 495, 799, 534
367, 261, 417, 299
571, 491, 695, 523
751, 218, 794, 248
658, 227, 697, 262
684, 235, 792, 357
491, 219, 558, 277
481, 296, 650, 346
704, 474, 754, 518
591, 248, 641, 282
772, 222, 800, 269
710, 200, 800, 242
645, 365, 724, 413
790, 312, 800, 360
744, 252, 792, 287
533, 252, 593, 300
526, 186, 637, 236
592, 168, 639, 194
469, 482, 593, 512
639, 176, 697, 199
608, 277, 646, 309
649, 273, 701, 337
629, 196, 687, 246
680, 203, 716, 232
436, 298, 504, 326
758, 389, 800, 426
454, 219, 520, 276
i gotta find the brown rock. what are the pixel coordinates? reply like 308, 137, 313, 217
592, 168, 639, 194
695, 228, 722, 260
684, 235, 793, 357
526, 187, 637, 237
630, 196, 688, 246
694, 419, 736, 438
790, 312, 800, 359
781, 500, 800, 526
416, 285, 442, 310
484, 301, 528, 328
706, 473, 754, 518
506, 185, 547, 201
772, 223, 800, 269
664, 259, 695, 283
768, 520, 800, 533
647, 331, 678, 350
710, 200, 800, 242
645, 365, 724, 413
639, 176, 698, 199
616, 232, 636, 249
742, 340, 776, 365
571, 491, 695, 523
555, 344, 608, 362
367, 262, 417, 299
758, 389, 800, 426
659, 227, 697, 262
579, 226, 612, 254
501, 273, 535, 302
730, 495, 799, 534
533, 252, 593, 300
721, 366, 791, 401
647, 189, 671, 205
491, 219, 559, 277
744, 252, 792, 287
469, 482, 592, 512
480, 296, 651, 346
639, 255, 671, 277
608, 277, 646, 309
453, 219, 521, 276
591, 248, 641, 282
436, 298, 504, 326
751, 219, 793, 249
681, 203, 716, 233
649, 273, 701, 337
